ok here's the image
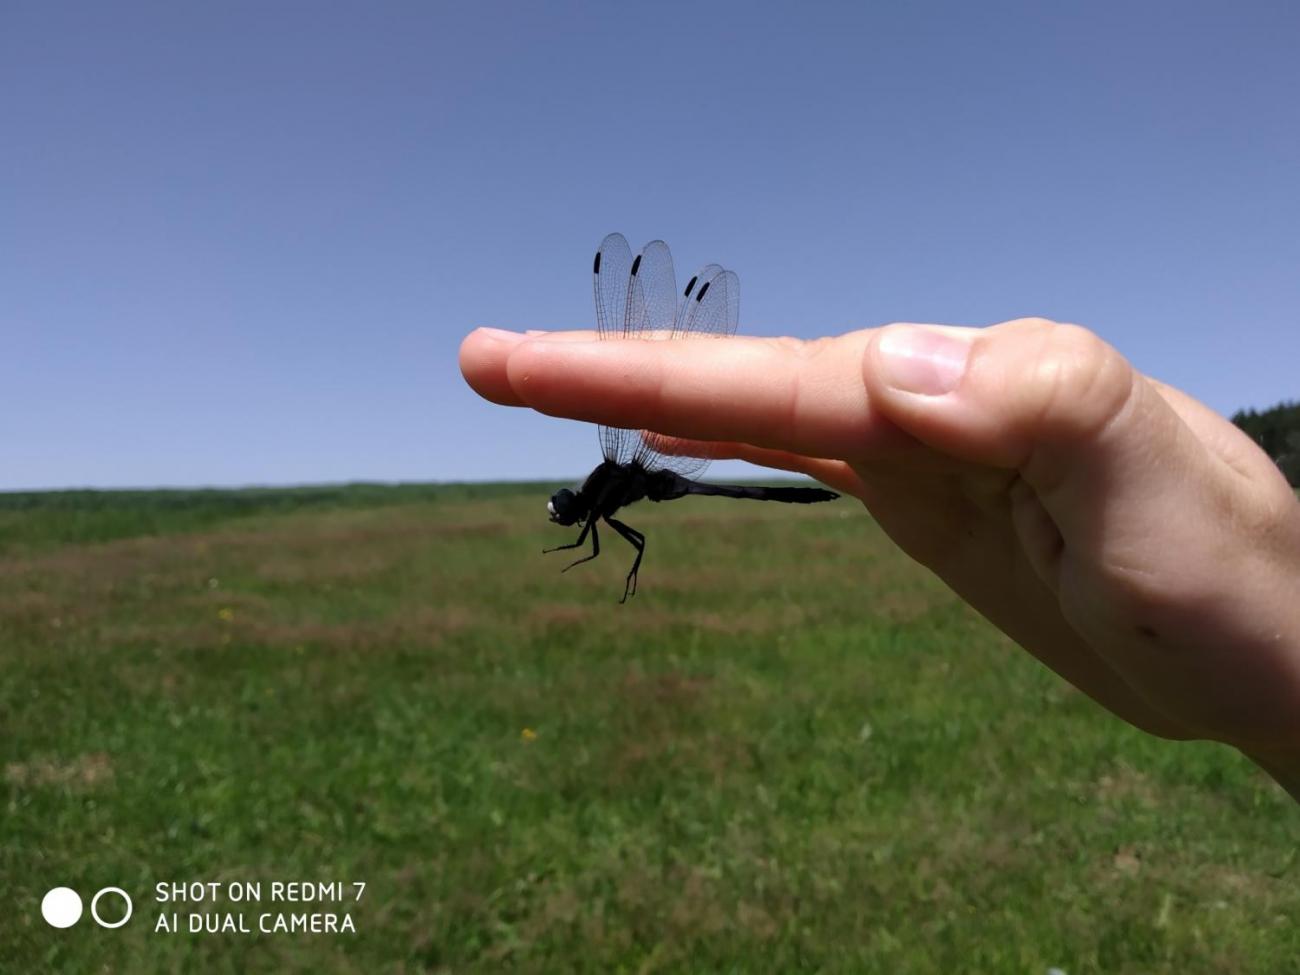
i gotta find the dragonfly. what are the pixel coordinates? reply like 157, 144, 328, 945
545, 233, 840, 602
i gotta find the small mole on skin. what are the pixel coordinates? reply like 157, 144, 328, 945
1136, 624, 1159, 639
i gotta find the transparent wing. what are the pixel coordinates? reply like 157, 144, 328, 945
593, 232, 632, 339
630, 264, 741, 477
674, 264, 720, 337
676, 266, 740, 340
591, 234, 741, 477
624, 240, 677, 339
593, 233, 638, 463
596, 236, 680, 465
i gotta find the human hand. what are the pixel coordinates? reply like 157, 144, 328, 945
459, 319, 1300, 790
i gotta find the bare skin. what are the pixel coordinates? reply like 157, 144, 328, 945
459, 318, 1300, 799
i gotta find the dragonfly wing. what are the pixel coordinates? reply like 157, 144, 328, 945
674, 263, 718, 337
625, 240, 677, 338
593, 233, 637, 464
600, 237, 682, 468
593, 233, 632, 339
675, 265, 739, 339
590, 235, 742, 480
631, 263, 741, 477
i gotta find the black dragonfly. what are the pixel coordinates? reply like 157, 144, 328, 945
545, 233, 839, 602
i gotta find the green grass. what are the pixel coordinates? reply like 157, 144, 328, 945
1, 483, 1296, 973
0, 482, 553, 554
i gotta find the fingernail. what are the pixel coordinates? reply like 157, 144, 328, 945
525, 329, 549, 336
876, 326, 972, 396
477, 327, 524, 341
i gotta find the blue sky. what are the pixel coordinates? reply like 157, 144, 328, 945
2, 1, 1297, 490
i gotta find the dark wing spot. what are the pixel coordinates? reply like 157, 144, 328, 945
630, 254, 642, 276
593, 251, 601, 274
695, 280, 710, 302
684, 275, 697, 297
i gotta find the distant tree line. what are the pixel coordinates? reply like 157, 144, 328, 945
1231, 400, 1300, 487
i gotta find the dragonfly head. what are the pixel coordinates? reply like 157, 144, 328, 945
547, 488, 584, 526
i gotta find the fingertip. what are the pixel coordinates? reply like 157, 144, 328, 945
467, 326, 527, 348
460, 326, 526, 364
460, 327, 530, 406
501, 336, 584, 404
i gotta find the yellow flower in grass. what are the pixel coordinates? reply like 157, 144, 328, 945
520, 727, 538, 743
217, 607, 234, 622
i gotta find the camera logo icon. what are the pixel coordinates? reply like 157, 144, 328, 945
41, 886, 133, 929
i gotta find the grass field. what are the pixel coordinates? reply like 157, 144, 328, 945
1, 483, 1296, 973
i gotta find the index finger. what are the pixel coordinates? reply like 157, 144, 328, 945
458, 327, 598, 406
459, 326, 908, 460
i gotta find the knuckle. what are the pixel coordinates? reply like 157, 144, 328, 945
1006, 316, 1062, 332
1026, 323, 1134, 440
754, 337, 808, 444
770, 334, 829, 359
1236, 480, 1300, 550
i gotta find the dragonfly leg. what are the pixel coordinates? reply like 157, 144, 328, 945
559, 518, 600, 573
543, 515, 592, 555
605, 516, 645, 603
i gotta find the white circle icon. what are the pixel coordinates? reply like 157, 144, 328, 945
41, 887, 83, 928
90, 887, 133, 928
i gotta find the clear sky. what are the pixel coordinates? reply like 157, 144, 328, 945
2, 1, 1297, 490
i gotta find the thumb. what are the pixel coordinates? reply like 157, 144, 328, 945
861, 317, 1212, 546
